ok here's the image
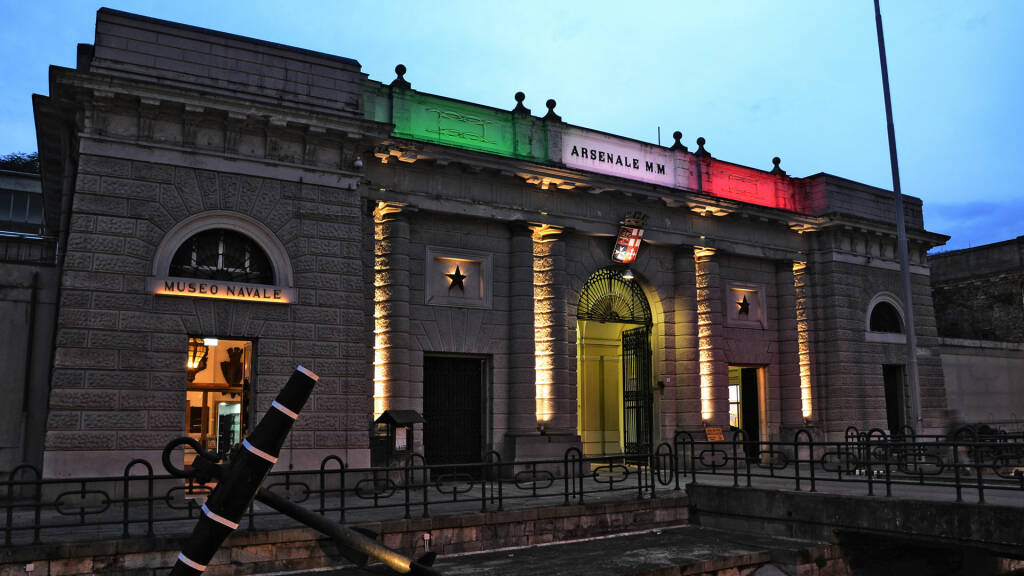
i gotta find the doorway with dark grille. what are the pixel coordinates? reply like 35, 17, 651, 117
422, 355, 484, 468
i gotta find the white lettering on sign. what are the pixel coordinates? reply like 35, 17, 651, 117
562, 127, 677, 187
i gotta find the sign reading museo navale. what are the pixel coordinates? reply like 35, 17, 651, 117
148, 277, 294, 304
562, 127, 676, 187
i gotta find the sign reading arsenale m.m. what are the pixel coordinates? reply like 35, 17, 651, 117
562, 127, 677, 188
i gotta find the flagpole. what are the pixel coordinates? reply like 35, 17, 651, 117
874, 0, 922, 431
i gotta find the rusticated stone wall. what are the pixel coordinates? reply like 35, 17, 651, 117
930, 237, 1024, 343
44, 151, 370, 476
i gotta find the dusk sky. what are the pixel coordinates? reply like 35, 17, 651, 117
2, 1, 1021, 252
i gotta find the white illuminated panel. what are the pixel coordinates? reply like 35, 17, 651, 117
562, 127, 677, 187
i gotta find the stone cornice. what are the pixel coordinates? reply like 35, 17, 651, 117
49, 66, 390, 141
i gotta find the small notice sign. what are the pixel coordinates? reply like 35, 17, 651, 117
705, 426, 725, 442
395, 427, 408, 451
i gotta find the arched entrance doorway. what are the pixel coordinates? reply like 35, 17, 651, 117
576, 267, 654, 457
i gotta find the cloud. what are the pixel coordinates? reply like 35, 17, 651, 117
925, 200, 1023, 252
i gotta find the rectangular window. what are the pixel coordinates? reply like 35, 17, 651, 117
0, 188, 44, 235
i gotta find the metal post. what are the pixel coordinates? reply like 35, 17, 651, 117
255, 487, 440, 576
875, 0, 922, 431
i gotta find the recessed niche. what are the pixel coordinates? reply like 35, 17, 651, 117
726, 283, 766, 328
425, 247, 492, 309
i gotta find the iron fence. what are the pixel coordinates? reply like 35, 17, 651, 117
673, 425, 1024, 502
3, 427, 1021, 547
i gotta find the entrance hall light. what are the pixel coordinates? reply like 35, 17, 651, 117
186, 337, 208, 383
621, 267, 635, 281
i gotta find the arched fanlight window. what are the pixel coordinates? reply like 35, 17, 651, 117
577, 267, 652, 326
169, 228, 275, 284
869, 301, 904, 333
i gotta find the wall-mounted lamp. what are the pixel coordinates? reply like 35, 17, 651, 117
621, 267, 635, 281
186, 337, 209, 383
353, 157, 364, 169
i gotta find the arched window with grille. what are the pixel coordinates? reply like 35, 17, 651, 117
169, 228, 275, 285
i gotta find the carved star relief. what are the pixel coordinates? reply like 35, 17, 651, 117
446, 266, 467, 291
737, 295, 750, 316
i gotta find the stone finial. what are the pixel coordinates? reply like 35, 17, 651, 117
390, 64, 411, 89
670, 130, 688, 151
770, 156, 787, 175
543, 99, 561, 122
512, 91, 531, 115
695, 137, 710, 158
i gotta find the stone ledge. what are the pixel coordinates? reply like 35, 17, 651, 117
939, 337, 1024, 351
1, 496, 689, 575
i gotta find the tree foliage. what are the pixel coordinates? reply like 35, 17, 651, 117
0, 152, 40, 174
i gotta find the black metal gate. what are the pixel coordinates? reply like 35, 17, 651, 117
622, 327, 653, 455
422, 356, 483, 467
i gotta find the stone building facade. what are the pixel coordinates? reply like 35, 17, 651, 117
930, 238, 1024, 425
0, 171, 58, 475
30, 9, 949, 477
931, 237, 1024, 343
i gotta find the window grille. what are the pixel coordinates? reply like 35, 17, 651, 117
169, 229, 274, 284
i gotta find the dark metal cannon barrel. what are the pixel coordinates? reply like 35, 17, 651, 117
167, 366, 319, 575
163, 365, 441, 575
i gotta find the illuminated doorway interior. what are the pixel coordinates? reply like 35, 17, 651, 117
727, 366, 766, 448
577, 268, 653, 457
185, 337, 253, 460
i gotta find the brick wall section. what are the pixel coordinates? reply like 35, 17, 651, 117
932, 273, 1024, 342
45, 154, 369, 475
929, 236, 1024, 343
89, 9, 365, 119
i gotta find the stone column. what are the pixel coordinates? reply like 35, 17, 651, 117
694, 246, 729, 427
530, 224, 572, 434
372, 201, 410, 418
546, 230, 574, 435
776, 261, 804, 435
673, 246, 700, 432
793, 261, 815, 430
507, 223, 536, 436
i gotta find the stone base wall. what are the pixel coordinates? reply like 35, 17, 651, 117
0, 497, 688, 575
939, 337, 1024, 424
